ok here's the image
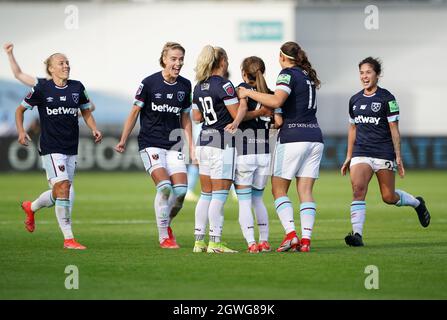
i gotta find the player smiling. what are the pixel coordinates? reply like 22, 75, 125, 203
341, 57, 431, 247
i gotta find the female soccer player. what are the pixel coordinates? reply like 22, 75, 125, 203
235, 56, 283, 253
114, 42, 194, 249
238, 41, 324, 253
4, 42, 96, 222
15, 52, 102, 249
341, 57, 430, 247
192, 45, 246, 253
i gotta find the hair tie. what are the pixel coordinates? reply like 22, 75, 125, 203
280, 49, 296, 60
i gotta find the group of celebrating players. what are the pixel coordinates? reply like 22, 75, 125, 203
3, 40, 430, 253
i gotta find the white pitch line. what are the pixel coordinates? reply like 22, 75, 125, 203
0, 220, 155, 225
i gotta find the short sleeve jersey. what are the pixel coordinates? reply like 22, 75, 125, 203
275, 67, 323, 144
349, 86, 400, 161
133, 72, 192, 151
20, 78, 91, 155
192, 75, 238, 149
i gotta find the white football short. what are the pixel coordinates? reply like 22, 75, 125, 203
235, 153, 271, 189
272, 141, 324, 180
41, 153, 76, 186
140, 147, 187, 176
196, 145, 236, 180
350, 156, 396, 172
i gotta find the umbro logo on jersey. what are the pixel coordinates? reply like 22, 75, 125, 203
371, 102, 381, 112
353, 105, 357, 110
167, 94, 173, 99
354, 115, 380, 125
151, 102, 181, 114
46, 97, 54, 102
155, 93, 162, 99
360, 105, 367, 110
46, 107, 78, 116
60, 96, 66, 101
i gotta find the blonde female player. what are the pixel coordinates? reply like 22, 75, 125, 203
115, 42, 194, 249
192, 45, 246, 253
15, 52, 102, 249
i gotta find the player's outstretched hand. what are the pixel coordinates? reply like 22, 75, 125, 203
18, 131, 31, 146
237, 86, 249, 99
3, 42, 13, 54
341, 158, 351, 176
92, 130, 102, 143
224, 122, 239, 134
396, 157, 405, 178
114, 141, 126, 153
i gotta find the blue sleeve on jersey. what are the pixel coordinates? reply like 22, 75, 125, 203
21, 84, 42, 110
386, 94, 400, 122
274, 108, 283, 114
220, 80, 238, 106
79, 83, 92, 110
133, 80, 148, 108
275, 69, 293, 95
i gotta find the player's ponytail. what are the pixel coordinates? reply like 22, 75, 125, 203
280, 41, 321, 89
195, 45, 227, 82
241, 56, 269, 94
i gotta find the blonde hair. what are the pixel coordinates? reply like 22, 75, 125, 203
241, 56, 269, 94
43, 53, 66, 77
159, 42, 185, 68
194, 45, 227, 82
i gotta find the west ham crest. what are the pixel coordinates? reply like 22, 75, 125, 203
371, 102, 381, 112
152, 154, 159, 160
72, 93, 79, 104
58, 165, 65, 172
177, 91, 185, 102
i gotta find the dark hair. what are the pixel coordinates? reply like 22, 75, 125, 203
359, 57, 382, 76
280, 41, 321, 89
241, 56, 269, 94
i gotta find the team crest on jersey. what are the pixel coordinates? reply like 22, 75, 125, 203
223, 82, 235, 96
25, 89, 34, 99
58, 165, 65, 172
371, 102, 381, 112
152, 154, 159, 160
72, 93, 79, 104
177, 91, 185, 102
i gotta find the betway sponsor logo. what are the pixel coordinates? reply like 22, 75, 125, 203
354, 115, 380, 125
151, 102, 181, 114
46, 107, 78, 116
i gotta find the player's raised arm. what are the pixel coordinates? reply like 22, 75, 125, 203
3, 43, 37, 87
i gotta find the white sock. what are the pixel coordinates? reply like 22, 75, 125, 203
194, 192, 211, 239
252, 189, 269, 242
55, 198, 73, 239
208, 190, 229, 242
351, 201, 366, 236
155, 180, 172, 242
237, 188, 255, 245
31, 190, 55, 212
395, 189, 420, 208
300, 202, 316, 240
69, 184, 75, 215
274, 196, 295, 234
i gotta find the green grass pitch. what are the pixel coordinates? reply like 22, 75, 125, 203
0, 171, 446, 299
